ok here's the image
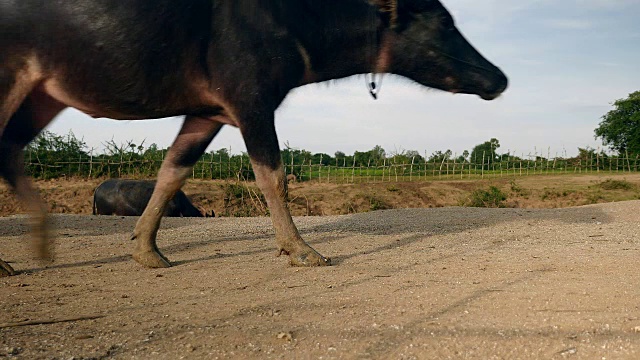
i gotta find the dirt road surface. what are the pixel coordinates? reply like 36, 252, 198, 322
2, 201, 640, 359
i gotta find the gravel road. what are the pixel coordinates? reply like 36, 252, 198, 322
2, 201, 640, 359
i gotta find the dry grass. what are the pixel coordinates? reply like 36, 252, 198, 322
2, 173, 640, 217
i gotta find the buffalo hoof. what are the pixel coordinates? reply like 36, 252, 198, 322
36, 241, 54, 263
33, 219, 54, 262
283, 247, 331, 267
132, 250, 171, 268
0, 258, 17, 277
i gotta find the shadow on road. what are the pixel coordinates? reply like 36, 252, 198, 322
2, 204, 614, 274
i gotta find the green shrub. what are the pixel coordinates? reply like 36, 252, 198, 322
541, 188, 560, 200
220, 183, 267, 217
466, 186, 507, 208
509, 179, 530, 197
367, 195, 391, 211
25, 130, 89, 179
541, 188, 577, 200
586, 191, 605, 204
598, 179, 635, 191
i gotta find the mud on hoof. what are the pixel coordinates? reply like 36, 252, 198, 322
280, 247, 331, 267
132, 250, 172, 268
0, 259, 17, 277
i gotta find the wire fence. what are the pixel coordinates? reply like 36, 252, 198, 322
24, 148, 640, 183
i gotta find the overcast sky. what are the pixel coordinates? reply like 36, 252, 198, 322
47, 0, 640, 159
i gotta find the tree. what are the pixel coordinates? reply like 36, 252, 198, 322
281, 147, 311, 165
595, 91, 640, 156
25, 130, 89, 178
213, 148, 230, 162
311, 153, 333, 166
370, 145, 386, 162
405, 150, 424, 163
470, 138, 500, 168
427, 150, 452, 164
456, 150, 470, 163
353, 145, 386, 166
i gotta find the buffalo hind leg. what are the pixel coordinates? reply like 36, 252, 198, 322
241, 115, 330, 266
131, 116, 223, 268
0, 91, 65, 276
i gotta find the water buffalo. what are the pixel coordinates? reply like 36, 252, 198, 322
0, 0, 507, 276
93, 179, 213, 217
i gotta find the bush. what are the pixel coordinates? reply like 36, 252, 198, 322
586, 191, 605, 204
367, 194, 391, 211
465, 186, 507, 208
540, 188, 577, 200
220, 183, 267, 217
339, 193, 392, 214
598, 179, 635, 191
509, 179, 530, 197
25, 130, 89, 179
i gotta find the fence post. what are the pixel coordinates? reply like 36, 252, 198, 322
519, 158, 522, 176
547, 147, 551, 175
351, 157, 356, 183
89, 151, 93, 178
319, 154, 323, 182
228, 147, 232, 179
439, 156, 446, 179
506, 150, 510, 176
424, 150, 428, 181
446, 157, 450, 177
432, 156, 436, 178
410, 156, 415, 181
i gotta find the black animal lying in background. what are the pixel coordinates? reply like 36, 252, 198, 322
93, 179, 213, 218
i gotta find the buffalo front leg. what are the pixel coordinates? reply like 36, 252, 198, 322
0, 59, 43, 276
131, 116, 223, 268
0, 92, 64, 277
241, 118, 330, 266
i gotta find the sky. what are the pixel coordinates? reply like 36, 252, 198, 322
47, 0, 640, 159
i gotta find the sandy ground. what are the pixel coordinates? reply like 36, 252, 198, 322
2, 201, 640, 359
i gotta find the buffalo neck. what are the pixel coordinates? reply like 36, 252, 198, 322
271, 0, 382, 84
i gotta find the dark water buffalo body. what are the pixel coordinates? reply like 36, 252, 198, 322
0, 0, 507, 276
93, 179, 211, 218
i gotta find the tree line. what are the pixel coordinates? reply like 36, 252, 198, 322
23, 130, 613, 181
22, 90, 640, 180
